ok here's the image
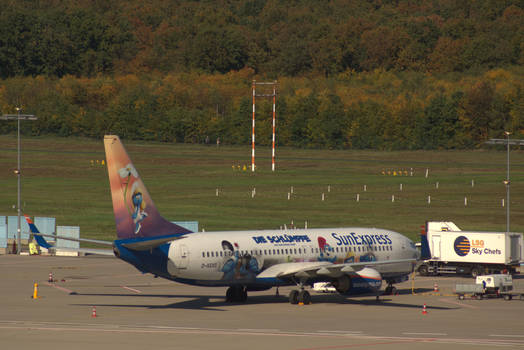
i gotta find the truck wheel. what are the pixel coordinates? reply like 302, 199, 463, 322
458, 294, 465, 300
471, 267, 481, 278
503, 294, 512, 301
418, 265, 428, 276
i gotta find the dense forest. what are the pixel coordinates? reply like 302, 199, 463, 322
0, 0, 523, 149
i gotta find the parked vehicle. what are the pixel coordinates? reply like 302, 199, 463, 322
418, 221, 523, 277
455, 274, 524, 300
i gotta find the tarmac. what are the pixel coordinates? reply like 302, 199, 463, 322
1, 254, 523, 350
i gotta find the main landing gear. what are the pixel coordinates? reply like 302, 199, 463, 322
289, 281, 311, 305
289, 289, 311, 304
226, 285, 247, 302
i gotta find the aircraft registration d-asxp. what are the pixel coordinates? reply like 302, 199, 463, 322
27, 135, 419, 304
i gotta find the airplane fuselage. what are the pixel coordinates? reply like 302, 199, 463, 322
117, 227, 418, 295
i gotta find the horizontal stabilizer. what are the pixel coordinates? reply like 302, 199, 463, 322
30, 232, 113, 246
117, 234, 186, 251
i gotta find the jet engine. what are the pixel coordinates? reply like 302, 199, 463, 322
354, 267, 382, 292
332, 275, 352, 293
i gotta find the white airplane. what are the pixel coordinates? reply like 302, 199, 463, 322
27, 135, 419, 304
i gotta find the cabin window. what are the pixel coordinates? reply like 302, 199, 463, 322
315, 248, 319, 253
298, 248, 301, 254
264, 249, 267, 255
206, 252, 210, 257
202, 252, 205, 257
294, 248, 297, 254
272, 249, 276, 255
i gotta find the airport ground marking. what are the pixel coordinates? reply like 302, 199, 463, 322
489, 334, 524, 338
295, 339, 435, 350
317, 330, 363, 334
2, 322, 524, 347
438, 298, 479, 309
45, 282, 76, 294
121, 286, 142, 294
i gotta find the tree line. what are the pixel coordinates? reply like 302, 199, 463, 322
0, 0, 522, 78
1, 68, 522, 149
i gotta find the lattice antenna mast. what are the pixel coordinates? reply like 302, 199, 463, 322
251, 80, 277, 172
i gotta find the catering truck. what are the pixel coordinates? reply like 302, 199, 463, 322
418, 221, 523, 277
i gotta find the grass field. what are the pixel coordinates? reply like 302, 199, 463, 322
1, 134, 523, 243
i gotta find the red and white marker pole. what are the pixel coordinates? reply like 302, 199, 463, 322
251, 80, 256, 172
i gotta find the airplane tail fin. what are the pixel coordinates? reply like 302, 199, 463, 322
104, 135, 191, 239
24, 215, 53, 249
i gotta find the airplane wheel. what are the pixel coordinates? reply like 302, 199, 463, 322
390, 286, 397, 295
298, 290, 311, 305
241, 289, 248, 302
289, 290, 299, 304
226, 287, 234, 302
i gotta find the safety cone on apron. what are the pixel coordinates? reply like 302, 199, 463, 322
31, 283, 39, 299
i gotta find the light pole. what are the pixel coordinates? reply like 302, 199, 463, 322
504, 131, 510, 234
1, 108, 37, 254
485, 135, 524, 234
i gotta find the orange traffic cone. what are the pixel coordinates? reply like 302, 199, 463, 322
433, 282, 439, 293
91, 306, 97, 318
48, 272, 54, 283
32, 283, 39, 299
422, 303, 427, 315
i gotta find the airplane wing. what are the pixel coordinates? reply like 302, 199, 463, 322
257, 258, 416, 280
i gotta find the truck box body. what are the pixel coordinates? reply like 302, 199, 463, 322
421, 221, 523, 266
427, 230, 522, 265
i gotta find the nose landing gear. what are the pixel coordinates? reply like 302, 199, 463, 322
383, 283, 397, 295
